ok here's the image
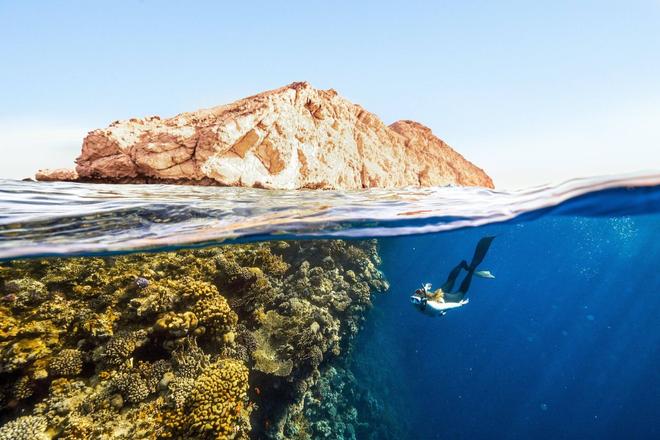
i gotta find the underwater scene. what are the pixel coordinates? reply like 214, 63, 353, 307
0, 174, 659, 440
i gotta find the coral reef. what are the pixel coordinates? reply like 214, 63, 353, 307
0, 415, 50, 440
0, 240, 388, 439
49, 349, 83, 378
186, 359, 250, 439
294, 362, 405, 440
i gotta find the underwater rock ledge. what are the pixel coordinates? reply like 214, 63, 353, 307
0, 240, 391, 439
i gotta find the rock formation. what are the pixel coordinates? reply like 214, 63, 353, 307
34, 168, 78, 182
39, 82, 493, 189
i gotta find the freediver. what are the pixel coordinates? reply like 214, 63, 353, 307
410, 236, 495, 317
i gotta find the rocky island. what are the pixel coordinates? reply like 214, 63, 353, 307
37, 82, 493, 189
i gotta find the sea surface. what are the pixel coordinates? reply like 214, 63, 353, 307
1, 172, 659, 439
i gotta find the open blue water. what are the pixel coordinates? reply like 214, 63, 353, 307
1, 173, 660, 439
355, 213, 660, 439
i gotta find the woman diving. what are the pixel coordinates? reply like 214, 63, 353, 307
410, 236, 496, 317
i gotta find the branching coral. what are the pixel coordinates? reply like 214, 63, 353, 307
99, 330, 148, 368
11, 375, 36, 401
110, 360, 171, 405
138, 359, 171, 392
111, 370, 151, 404
49, 349, 84, 378
0, 415, 50, 440
171, 338, 210, 379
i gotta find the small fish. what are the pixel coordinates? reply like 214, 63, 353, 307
255, 387, 261, 396
475, 270, 495, 279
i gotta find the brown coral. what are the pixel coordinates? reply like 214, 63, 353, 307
100, 330, 148, 367
49, 349, 84, 378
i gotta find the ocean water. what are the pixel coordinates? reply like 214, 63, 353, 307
0, 173, 659, 439
357, 214, 660, 439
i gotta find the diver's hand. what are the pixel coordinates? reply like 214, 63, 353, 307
460, 298, 470, 306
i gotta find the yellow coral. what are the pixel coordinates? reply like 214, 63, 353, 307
179, 279, 221, 301
154, 311, 199, 338
192, 294, 237, 336
253, 307, 267, 324
0, 337, 52, 373
0, 309, 19, 340
187, 359, 250, 439
238, 244, 290, 277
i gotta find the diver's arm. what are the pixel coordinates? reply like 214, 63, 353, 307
427, 300, 460, 313
421, 300, 446, 317
429, 298, 469, 312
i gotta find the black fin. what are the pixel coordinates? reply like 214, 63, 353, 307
442, 236, 496, 299
468, 236, 495, 270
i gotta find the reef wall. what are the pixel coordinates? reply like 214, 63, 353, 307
0, 240, 390, 439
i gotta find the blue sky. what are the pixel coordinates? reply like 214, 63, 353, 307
1, 0, 658, 188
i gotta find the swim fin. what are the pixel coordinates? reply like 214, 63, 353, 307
468, 236, 495, 270
475, 270, 495, 279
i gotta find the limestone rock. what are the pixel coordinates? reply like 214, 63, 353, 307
35, 168, 78, 182
389, 120, 493, 188
73, 82, 493, 189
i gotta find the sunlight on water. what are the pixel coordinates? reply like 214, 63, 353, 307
1, 172, 659, 259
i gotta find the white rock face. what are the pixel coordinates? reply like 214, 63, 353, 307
70, 82, 493, 189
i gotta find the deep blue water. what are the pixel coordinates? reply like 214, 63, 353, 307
355, 214, 660, 439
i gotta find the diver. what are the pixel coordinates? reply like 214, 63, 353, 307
410, 236, 495, 317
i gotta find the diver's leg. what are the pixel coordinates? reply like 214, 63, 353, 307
456, 237, 495, 295
457, 269, 475, 296
442, 237, 495, 297
440, 260, 469, 292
